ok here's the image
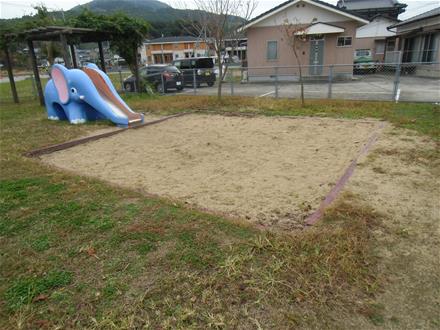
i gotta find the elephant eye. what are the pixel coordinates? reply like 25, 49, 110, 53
70, 87, 77, 94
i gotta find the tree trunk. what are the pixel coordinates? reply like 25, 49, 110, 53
217, 50, 222, 100
298, 64, 305, 107
293, 47, 305, 107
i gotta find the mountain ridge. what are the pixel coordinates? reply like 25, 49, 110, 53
68, 0, 212, 23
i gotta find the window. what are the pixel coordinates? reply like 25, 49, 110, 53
355, 49, 371, 57
267, 41, 278, 60
422, 33, 435, 62
337, 36, 352, 47
195, 58, 214, 69
165, 66, 180, 73
179, 60, 191, 70
375, 40, 385, 54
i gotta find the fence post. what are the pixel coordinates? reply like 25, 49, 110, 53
193, 69, 197, 95
161, 73, 165, 95
274, 67, 279, 98
328, 65, 333, 99
393, 52, 402, 102
230, 69, 234, 96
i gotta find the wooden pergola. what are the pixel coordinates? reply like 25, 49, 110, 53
3, 26, 134, 106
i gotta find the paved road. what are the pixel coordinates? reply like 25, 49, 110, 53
180, 74, 440, 103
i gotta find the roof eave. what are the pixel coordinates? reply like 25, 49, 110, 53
389, 13, 440, 29
240, 0, 369, 31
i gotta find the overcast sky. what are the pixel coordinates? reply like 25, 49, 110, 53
0, 0, 438, 20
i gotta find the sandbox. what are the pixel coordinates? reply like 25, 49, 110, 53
41, 114, 379, 229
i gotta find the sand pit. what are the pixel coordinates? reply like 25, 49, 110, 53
42, 114, 380, 229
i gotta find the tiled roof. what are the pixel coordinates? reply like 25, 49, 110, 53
389, 6, 440, 28
337, 0, 406, 10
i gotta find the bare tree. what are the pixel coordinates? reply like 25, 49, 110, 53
181, 0, 257, 100
280, 18, 310, 107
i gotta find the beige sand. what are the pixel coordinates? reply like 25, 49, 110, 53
42, 114, 380, 229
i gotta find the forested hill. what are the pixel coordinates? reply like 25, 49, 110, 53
0, 0, 245, 38
69, 0, 195, 23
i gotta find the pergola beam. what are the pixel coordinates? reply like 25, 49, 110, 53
4, 26, 121, 104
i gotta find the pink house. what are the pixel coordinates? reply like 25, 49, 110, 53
241, 0, 369, 80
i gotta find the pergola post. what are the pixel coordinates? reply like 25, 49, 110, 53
3, 45, 19, 103
59, 33, 71, 68
98, 41, 106, 73
133, 46, 140, 93
27, 39, 45, 106
70, 44, 78, 68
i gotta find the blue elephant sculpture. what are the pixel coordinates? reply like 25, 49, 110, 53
45, 63, 143, 127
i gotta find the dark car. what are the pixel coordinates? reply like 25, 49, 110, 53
172, 57, 216, 87
123, 65, 184, 93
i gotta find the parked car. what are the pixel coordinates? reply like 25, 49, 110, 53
353, 49, 377, 74
172, 57, 216, 87
123, 65, 183, 93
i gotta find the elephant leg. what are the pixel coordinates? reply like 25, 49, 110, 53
65, 103, 88, 124
46, 102, 68, 121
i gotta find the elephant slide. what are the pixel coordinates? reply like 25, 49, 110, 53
45, 64, 143, 127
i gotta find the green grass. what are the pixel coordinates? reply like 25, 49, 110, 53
5, 271, 72, 310
0, 97, 438, 328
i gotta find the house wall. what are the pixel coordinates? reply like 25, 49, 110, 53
245, 0, 367, 80
247, 20, 359, 78
144, 41, 210, 64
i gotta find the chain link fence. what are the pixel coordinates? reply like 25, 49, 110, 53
185, 61, 439, 103
2, 59, 439, 104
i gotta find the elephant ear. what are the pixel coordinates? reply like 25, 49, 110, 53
51, 65, 69, 104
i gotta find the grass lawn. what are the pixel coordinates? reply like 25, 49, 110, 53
0, 96, 439, 328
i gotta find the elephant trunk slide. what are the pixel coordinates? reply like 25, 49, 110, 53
44, 64, 143, 127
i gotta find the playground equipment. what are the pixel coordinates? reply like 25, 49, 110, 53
45, 64, 143, 127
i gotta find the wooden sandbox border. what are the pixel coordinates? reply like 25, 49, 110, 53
24, 113, 189, 158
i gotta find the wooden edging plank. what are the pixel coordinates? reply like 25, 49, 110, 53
24, 112, 188, 158
304, 121, 386, 226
